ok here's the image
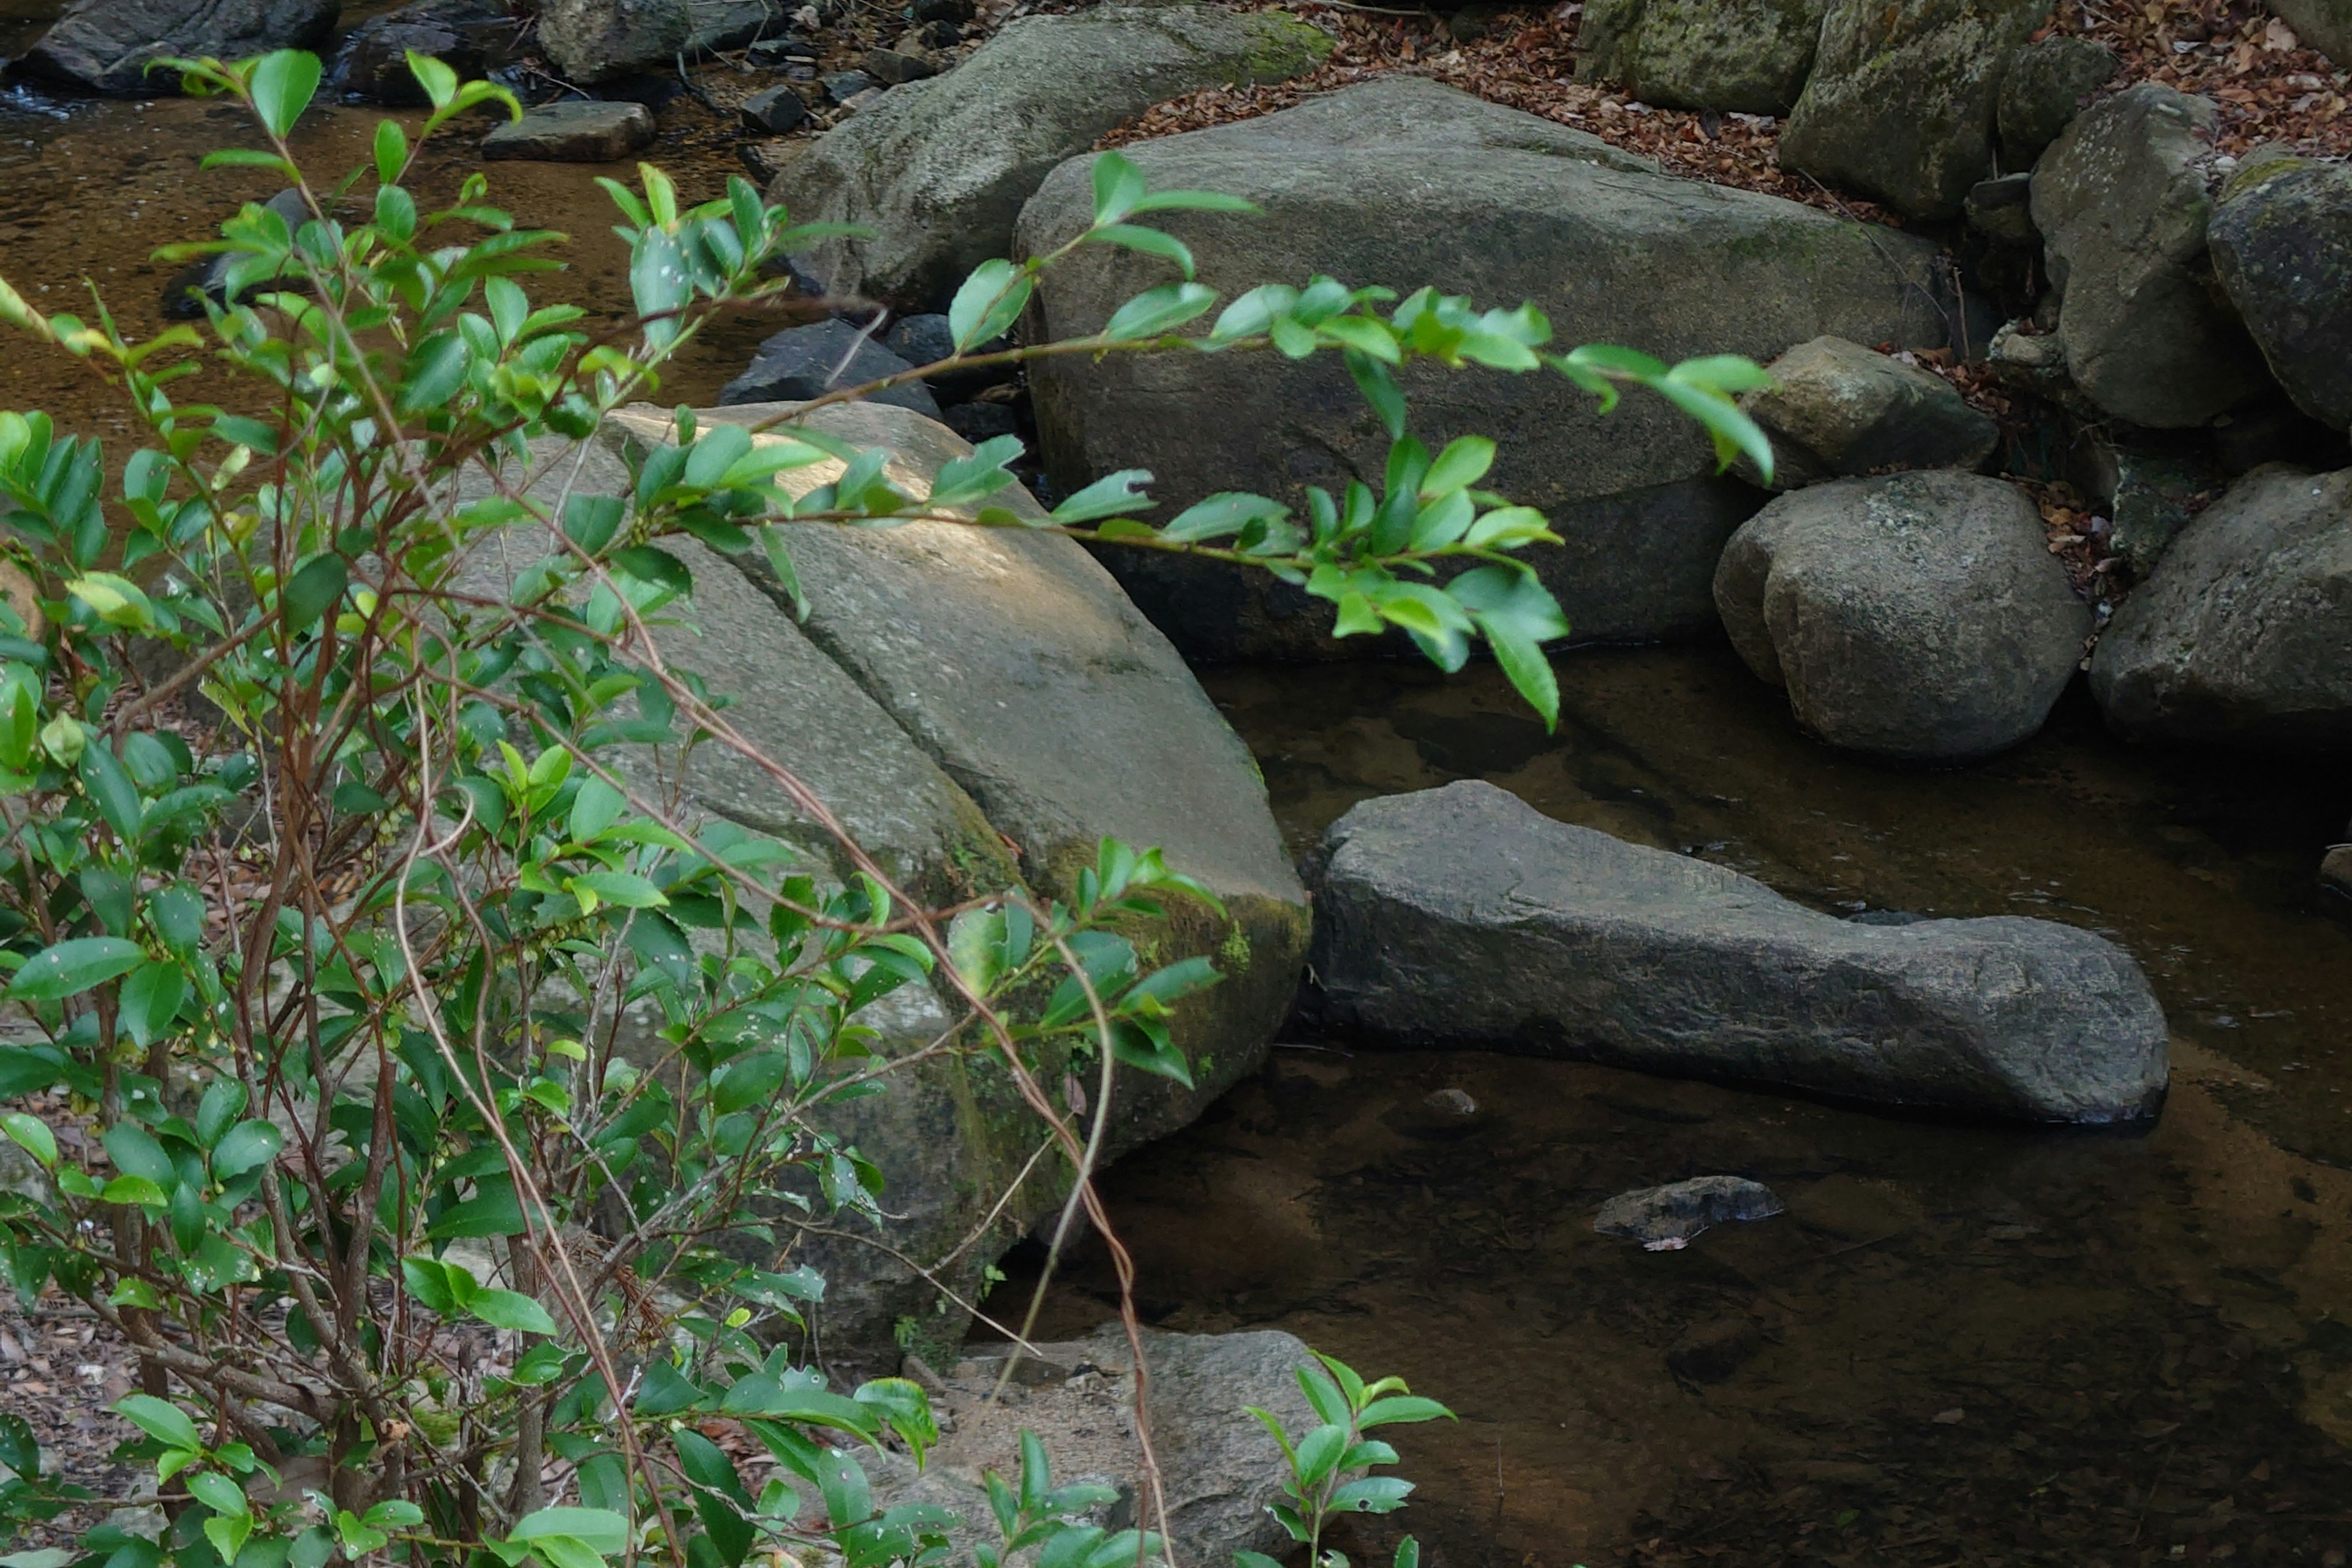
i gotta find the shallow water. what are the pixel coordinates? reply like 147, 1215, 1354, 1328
992, 650, 2352, 1567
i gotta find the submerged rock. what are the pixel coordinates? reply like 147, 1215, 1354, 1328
1019, 77, 1948, 662
2208, 157, 2352, 431
480, 100, 655, 162
23, 0, 339, 94
1778, 0, 2050, 218
1713, 472, 2090, 761
1741, 335, 1999, 488
1574, 0, 1828, 115
1596, 1175, 1784, 1250
771, 4, 1330, 308
2089, 462, 2352, 750
1308, 782, 2170, 1123
2030, 85, 2269, 428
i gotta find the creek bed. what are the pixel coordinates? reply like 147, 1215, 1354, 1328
990, 649, 2352, 1567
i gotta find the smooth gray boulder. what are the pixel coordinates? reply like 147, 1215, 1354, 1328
480, 100, 655, 162
1741, 335, 1999, 489
2266, 0, 2351, 64
1308, 782, 2171, 1123
536, 0, 690, 82
1995, 34, 2117, 166
771, 4, 1331, 309
2030, 85, 2269, 428
869, 1325, 1315, 1566
1018, 77, 1950, 662
718, 320, 941, 417
2209, 157, 2352, 431
23, 0, 339, 94
1713, 472, 2090, 760
1574, 0, 1828, 114
2089, 462, 2352, 750
1777, 0, 2050, 219
458, 404, 1306, 1372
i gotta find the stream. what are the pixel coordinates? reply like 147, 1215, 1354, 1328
3, 29, 2351, 1568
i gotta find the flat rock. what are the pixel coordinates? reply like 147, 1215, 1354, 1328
2030, 84, 2269, 428
1713, 472, 2089, 759
1018, 77, 1951, 662
2089, 462, 2352, 750
2209, 157, 2352, 431
1596, 1175, 1784, 1250
537, 0, 691, 82
1574, 0, 1827, 114
481, 100, 654, 162
771, 4, 1330, 307
23, 0, 339, 94
1779, 0, 2050, 219
1308, 781, 2170, 1123
739, 81, 808, 134
687, 0, 791, 54
1741, 335, 1999, 488
718, 318, 941, 417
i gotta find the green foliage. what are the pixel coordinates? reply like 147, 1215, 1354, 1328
1240, 1352, 1453, 1568
0, 44, 1755, 1568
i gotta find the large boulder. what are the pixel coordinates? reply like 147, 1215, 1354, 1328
2266, 0, 2352, 64
1741, 335, 1999, 488
1777, 0, 2051, 219
1574, 0, 1828, 115
1994, 34, 2118, 167
22, 0, 339, 94
535, 0, 691, 83
1308, 781, 2171, 1124
2088, 462, 2352, 750
770, 5, 1331, 310
2030, 85, 2269, 428
463, 403, 1307, 1370
1713, 471, 2091, 760
1017, 77, 1950, 662
328, 0, 514, 104
2208, 157, 2352, 431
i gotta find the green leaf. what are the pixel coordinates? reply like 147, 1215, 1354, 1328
1084, 224, 1194, 279
115, 1393, 200, 1453
119, 960, 187, 1050
468, 1289, 557, 1336
1127, 189, 1259, 216
569, 870, 668, 913
187, 1470, 249, 1517
9, 937, 145, 1001
1328, 1476, 1414, 1513
280, 553, 349, 633
568, 777, 626, 844
249, 50, 322, 140
1090, 151, 1149, 224
211, 1120, 284, 1179
0, 1113, 55, 1170
398, 331, 470, 413
1420, 436, 1496, 497
1163, 492, 1282, 544
1357, 1395, 1454, 1428
1102, 282, 1216, 341
1292, 1423, 1349, 1486
947, 258, 1032, 353
407, 51, 459, 111
1348, 352, 1407, 442
374, 119, 408, 184
1051, 469, 1154, 524
511, 1508, 630, 1555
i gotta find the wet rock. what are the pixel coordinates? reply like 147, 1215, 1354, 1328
718, 318, 941, 417
536, 0, 692, 83
330, 0, 515, 104
2071, 435, 2220, 577
1598, 1175, 1784, 1250
23, 0, 339, 95
2208, 157, 2352, 431
2321, 842, 2352, 902
2265, 0, 2352, 65
1995, 34, 2117, 167
1965, 172, 2037, 246
1714, 472, 2091, 760
822, 67, 876, 102
1425, 1087, 1479, 1118
480, 100, 655, 162
161, 189, 311, 319
882, 312, 1010, 401
1668, 1316, 1768, 1380
739, 81, 809, 134
772, 4, 1332, 309
745, 33, 818, 65
1308, 780, 2171, 1123
2030, 85, 2269, 428
687, 0, 791, 55
1019, 77, 1949, 662
2089, 462, 2352, 750
1574, 0, 1828, 115
1778, 0, 2050, 218
862, 44, 937, 83
462, 402, 1305, 1368
1741, 336, 1998, 489
940, 402, 1019, 443
867, 1325, 1316, 1565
